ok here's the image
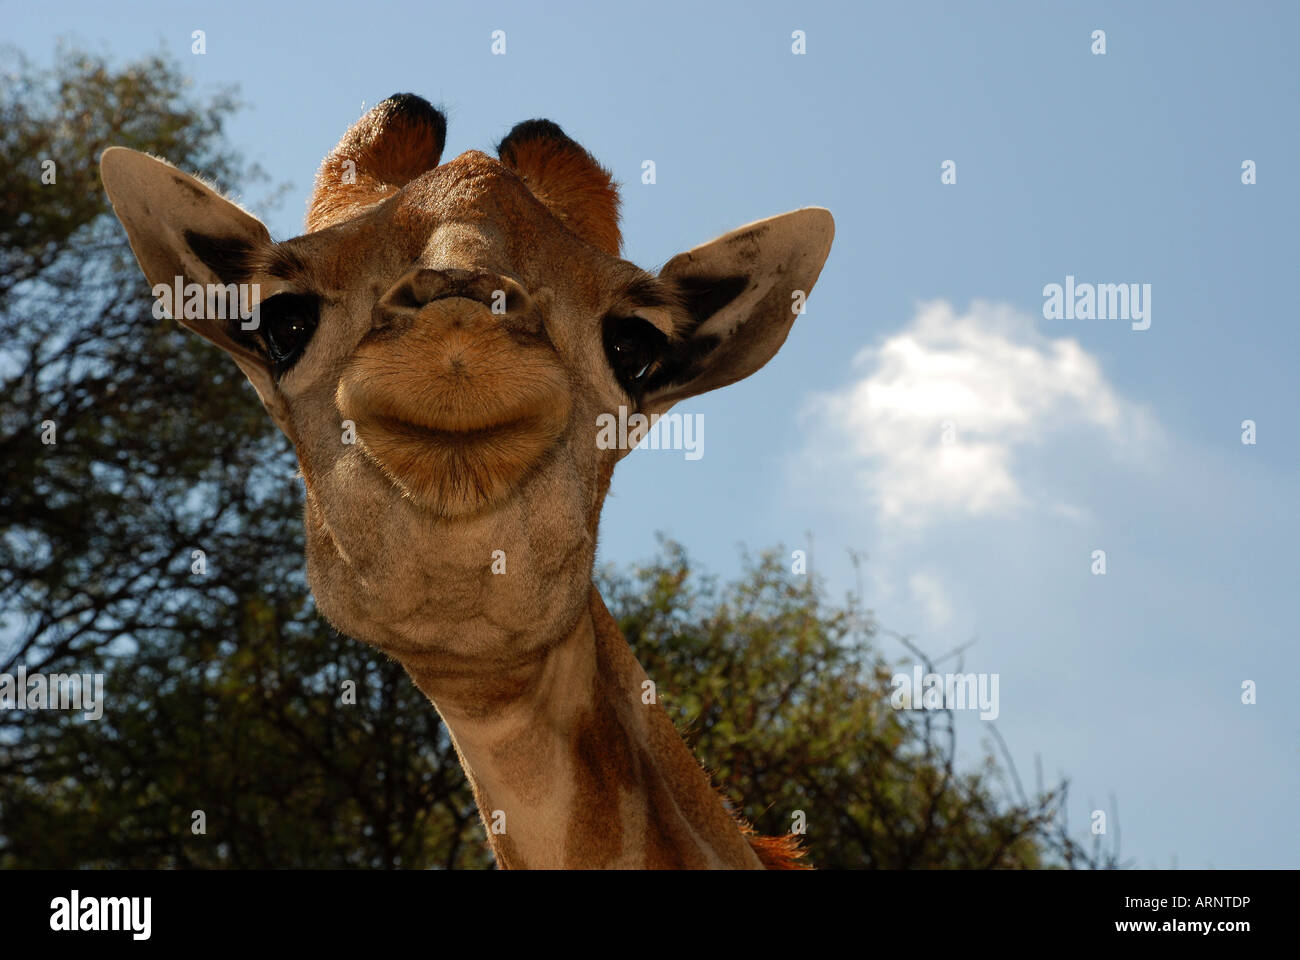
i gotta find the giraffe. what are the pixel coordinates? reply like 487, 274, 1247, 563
100, 93, 834, 869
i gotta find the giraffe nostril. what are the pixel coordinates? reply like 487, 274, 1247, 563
410, 268, 462, 305
371, 268, 540, 342
404, 268, 531, 312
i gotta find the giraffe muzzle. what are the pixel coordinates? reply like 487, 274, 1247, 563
336, 269, 570, 515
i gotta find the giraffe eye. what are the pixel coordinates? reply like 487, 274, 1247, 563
256, 293, 320, 374
603, 316, 666, 394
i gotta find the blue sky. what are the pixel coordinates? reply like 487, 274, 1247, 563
11, 0, 1298, 868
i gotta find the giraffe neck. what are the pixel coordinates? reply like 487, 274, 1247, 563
402, 587, 763, 869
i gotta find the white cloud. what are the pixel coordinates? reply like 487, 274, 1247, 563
801, 299, 1155, 527
908, 571, 953, 628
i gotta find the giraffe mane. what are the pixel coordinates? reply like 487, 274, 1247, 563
737, 819, 811, 870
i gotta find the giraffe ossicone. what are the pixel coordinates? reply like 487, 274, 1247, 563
101, 93, 834, 869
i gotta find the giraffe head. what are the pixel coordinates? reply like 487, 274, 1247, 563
100, 94, 833, 678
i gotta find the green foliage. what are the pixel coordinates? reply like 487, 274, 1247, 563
0, 47, 1116, 870
0, 45, 246, 305
600, 542, 1111, 868
0, 46, 488, 870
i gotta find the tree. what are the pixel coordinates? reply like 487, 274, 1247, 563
600, 542, 1120, 869
0, 46, 485, 869
0, 47, 1120, 870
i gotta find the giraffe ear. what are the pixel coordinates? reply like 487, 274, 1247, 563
99, 146, 285, 424
638, 208, 834, 417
